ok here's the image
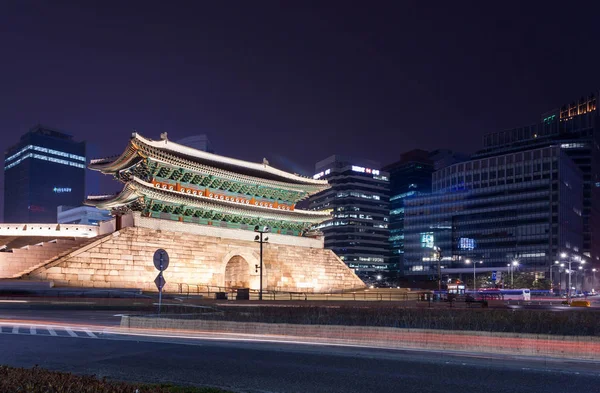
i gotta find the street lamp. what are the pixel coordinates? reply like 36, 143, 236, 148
254, 225, 270, 301
593, 268, 597, 291
509, 260, 519, 289
559, 263, 565, 295
549, 260, 560, 293
560, 252, 585, 303
433, 246, 442, 291
465, 259, 483, 292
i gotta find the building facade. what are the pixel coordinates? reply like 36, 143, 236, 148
383, 149, 468, 277
403, 146, 583, 280
474, 92, 600, 264
3, 125, 86, 223
383, 150, 434, 275
307, 155, 390, 277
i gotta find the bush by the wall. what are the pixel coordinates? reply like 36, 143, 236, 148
193, 305, 600, 336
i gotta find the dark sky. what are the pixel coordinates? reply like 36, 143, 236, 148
1, 0, 600, 198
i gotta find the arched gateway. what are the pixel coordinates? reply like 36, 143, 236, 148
222, 250, 261, 290
225, 256, 250, 288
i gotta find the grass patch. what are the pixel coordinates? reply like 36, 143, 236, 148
0, 365, 231, 393
193, 305, 600, 336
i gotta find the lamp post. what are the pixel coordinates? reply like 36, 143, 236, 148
593, 268, 597, 291
559, 263, 565, 295
433, 246, 442, 291
254, 225, 270, 301
465, 259, 482, 292
550, 260, 559, 292
560, 252, 585, 303
510, 260, 519, 289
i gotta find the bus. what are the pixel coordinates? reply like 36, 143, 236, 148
478, 288, 531, 301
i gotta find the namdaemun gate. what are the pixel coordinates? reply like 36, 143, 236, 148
0, 133, 364, 292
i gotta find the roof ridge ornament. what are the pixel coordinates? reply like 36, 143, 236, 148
160, 132, 169, 141
262, 157, 269, 167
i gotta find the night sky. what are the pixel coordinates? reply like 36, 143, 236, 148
2, 1, 600, 213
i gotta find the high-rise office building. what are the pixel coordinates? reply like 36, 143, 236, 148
403, 146, 583, 283
3, 125, 86, 223
383, 149, 468, 276
308, 155, 390, 277
383, 150, 434, 276
474, 92, 600, 263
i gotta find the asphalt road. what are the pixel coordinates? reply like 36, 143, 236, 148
0, 308, 125, 326
1, 329, 600, 393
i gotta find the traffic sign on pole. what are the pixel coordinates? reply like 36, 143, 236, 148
153, 249, 170, 271
491, 271, 497, 281
154, 273, 166, 291
153, 249, 169, 315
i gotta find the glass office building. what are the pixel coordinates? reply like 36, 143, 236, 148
382, 150, 435, 275
474, 92, 600, 263
4, 125, 86, 223
383, 149, 468, 276
308, 155, 390, 277
403, 146, 583, 278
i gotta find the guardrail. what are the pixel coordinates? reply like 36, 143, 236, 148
165, 283, 426, 302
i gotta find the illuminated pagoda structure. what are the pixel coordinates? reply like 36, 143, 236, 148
86, 133, 331, 235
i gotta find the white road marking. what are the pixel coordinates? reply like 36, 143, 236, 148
47, 327, 57, 336
30, 326, 36, 335
12, 326, 19, 334
65, 328, 78, 337
84, 329, 97, 338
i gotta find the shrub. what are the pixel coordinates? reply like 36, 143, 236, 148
193, 305, 600, 336
0, 366, 230, 393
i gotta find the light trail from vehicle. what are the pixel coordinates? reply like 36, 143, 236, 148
1, 317, 599, 362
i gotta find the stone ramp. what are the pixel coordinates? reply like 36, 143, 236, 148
0, 236, 105, 279
0, 236, 66, 251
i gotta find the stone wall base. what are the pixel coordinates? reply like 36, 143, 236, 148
27, 226, 365, 293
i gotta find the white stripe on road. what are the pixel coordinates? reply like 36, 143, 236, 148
47, 327, 57, 336
30, 326, 36, 335
84, 329, 97, 338
12, 326, 19, 334
65, 328, 78, 337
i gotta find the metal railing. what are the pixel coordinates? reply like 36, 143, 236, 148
165, 283, 428, 302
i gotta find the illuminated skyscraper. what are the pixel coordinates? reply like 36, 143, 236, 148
475, 92, 600, 263
3, 125, 86, 223
307, 155, 390, 277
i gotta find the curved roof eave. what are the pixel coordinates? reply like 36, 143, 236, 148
131, 177, 331, 222
86, 177, 331, 224
85, 188, 140, 209
133, 133, 328, 187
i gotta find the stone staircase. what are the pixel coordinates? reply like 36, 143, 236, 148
0, 237, 101, 279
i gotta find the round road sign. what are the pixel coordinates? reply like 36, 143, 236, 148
153, 249, 170, 271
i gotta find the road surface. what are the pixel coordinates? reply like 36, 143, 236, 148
1, 321, 599, 393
